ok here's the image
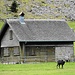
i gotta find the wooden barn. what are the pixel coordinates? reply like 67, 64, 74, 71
0, 18, 75, 63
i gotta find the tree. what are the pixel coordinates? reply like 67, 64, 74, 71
10, 0, 18, 13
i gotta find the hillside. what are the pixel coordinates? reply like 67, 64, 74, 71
0, 0, 75, 20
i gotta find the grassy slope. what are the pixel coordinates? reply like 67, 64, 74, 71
0, 0, 72, 19
67, 21, 75, 31
0, 0, 48, 19
0, 62, 75, 75
0, 21, 4, 30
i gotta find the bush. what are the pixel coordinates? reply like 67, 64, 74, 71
10, 0, 18, 13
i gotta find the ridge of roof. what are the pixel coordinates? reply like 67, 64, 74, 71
6, 19, 65, 22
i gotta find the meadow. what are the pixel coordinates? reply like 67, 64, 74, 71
0, 62, 75, 75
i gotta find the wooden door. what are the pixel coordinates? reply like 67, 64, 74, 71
8, 47, 14, 57
47, 47, 55, 62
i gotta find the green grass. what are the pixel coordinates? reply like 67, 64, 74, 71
67, 21, 75, 31
0, 62, 75, 75
0, 21, 4, 30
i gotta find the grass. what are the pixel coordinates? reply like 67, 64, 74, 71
67, 21, 75, 31
0, 21, 4, 30
0, 62, 75, 75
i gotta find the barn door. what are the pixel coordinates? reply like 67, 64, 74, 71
47, 47, 55, 62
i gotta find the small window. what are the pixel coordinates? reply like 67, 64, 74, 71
14, 47, 20, 56
9, 30, 13, 40
4, 48, 9, 57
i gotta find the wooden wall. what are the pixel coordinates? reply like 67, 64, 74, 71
1, 42, 74, 63
25, 46, 55, 62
